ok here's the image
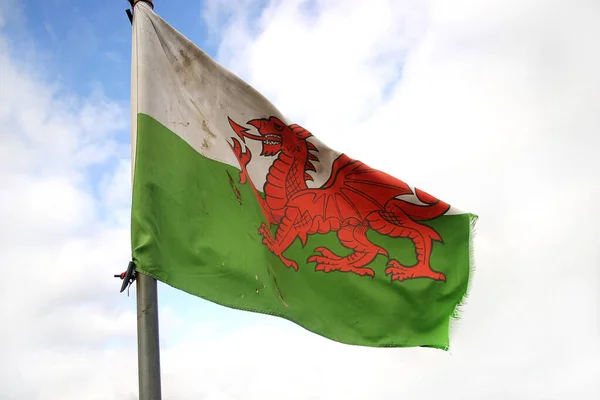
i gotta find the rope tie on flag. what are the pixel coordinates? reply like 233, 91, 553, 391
114, 261, 137, 295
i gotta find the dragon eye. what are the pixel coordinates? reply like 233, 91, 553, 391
274, 123, 284, 131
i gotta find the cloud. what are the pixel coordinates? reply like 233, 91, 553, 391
213, 0, 428, 129
189, 0, 600, 398
1, 0, 599, 398
0, 4, 138, 398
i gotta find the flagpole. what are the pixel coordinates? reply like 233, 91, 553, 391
136, 273, 162, 400
129, 1, 162, 400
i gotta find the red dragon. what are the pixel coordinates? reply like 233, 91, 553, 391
227, 116, 450, 282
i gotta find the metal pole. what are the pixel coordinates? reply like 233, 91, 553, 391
136, 273, 162, 400
130, 1, 160, 398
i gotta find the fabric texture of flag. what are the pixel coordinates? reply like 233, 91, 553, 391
130, 3, 477, 349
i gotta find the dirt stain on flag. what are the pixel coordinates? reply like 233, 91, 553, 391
226, 170, 242, 205
177, 49, 192, 72
202, 120, 217, 139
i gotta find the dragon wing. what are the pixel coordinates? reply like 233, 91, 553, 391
287, 154, 413, 221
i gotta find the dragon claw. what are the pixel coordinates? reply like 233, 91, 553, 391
258, 223, 271, 238
283, 258, 299, 271
257, 222, 298, 270
229, 137, 252, 166
308, 250, 375, 277
229, 137, 252, 184
258, 223, 275, 247
385, 260, 446, 282
312, 247, 342, 260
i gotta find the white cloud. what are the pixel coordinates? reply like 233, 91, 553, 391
184, 0, 600, 398
1, 0, 599, 399
0, 4, 138, 399
213, 0, 428, 130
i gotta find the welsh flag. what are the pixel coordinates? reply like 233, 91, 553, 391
130, 3, 477, 349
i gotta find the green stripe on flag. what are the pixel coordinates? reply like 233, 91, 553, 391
131, 113, 475, 349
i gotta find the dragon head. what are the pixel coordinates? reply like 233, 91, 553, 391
229, 116, 311, 156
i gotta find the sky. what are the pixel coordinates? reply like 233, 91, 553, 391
0, 0, 599, 399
